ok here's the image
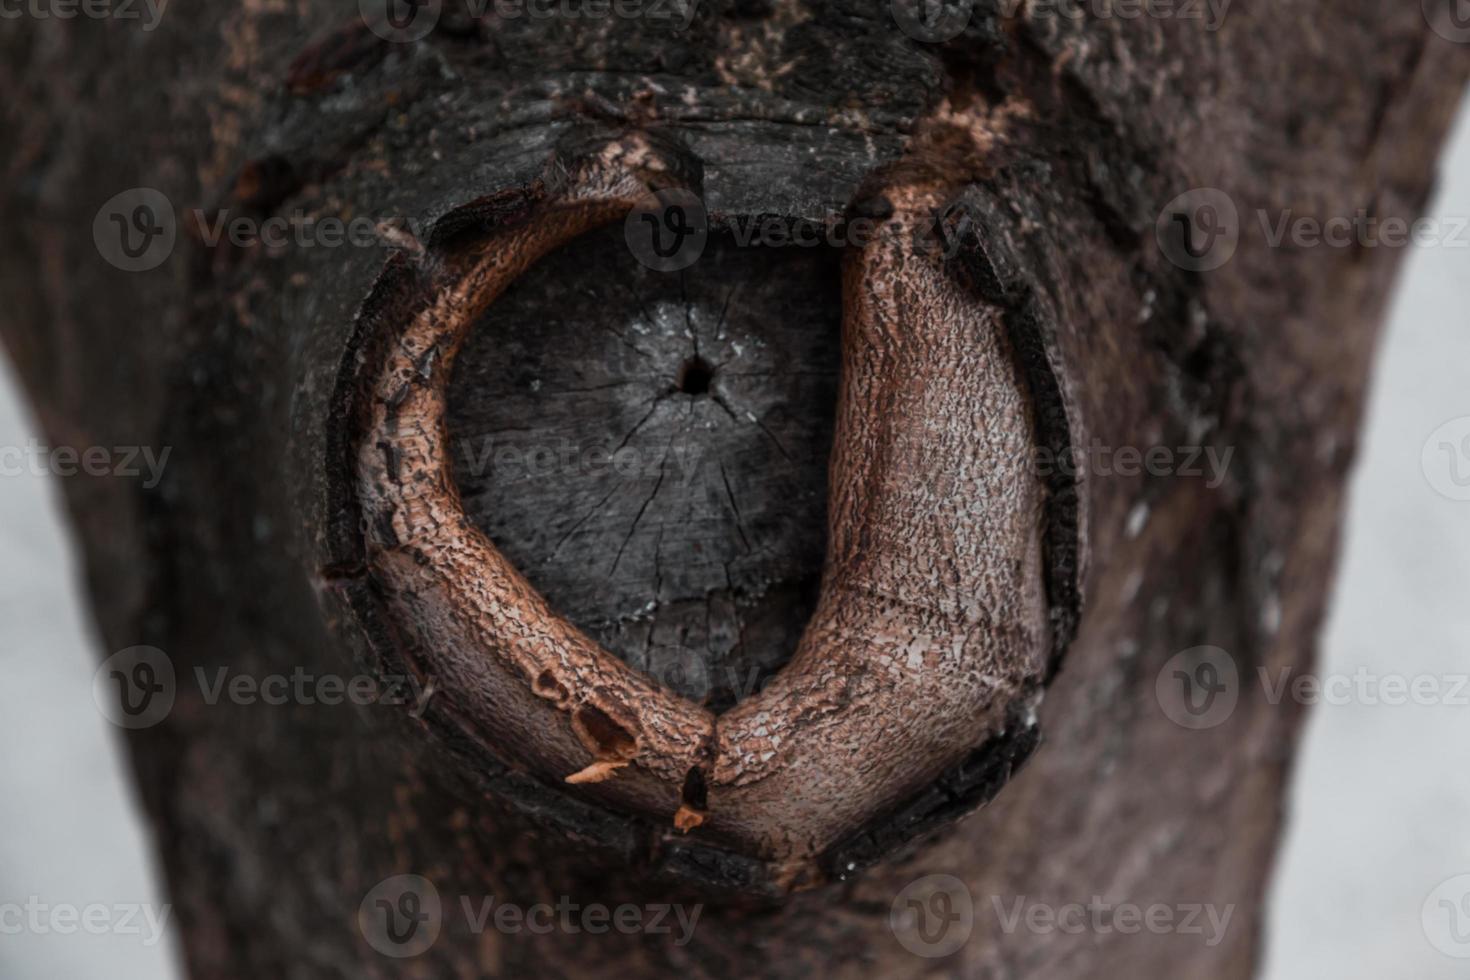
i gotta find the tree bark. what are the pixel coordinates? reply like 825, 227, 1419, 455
1, 1, 1466, 977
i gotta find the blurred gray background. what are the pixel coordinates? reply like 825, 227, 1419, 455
1, 99, 1467, 980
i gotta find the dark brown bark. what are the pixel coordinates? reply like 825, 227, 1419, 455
1, 1, 1466, 977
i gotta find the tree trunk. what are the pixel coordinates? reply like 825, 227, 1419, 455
2, 1, 1466, 976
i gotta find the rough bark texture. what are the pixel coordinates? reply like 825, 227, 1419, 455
1, 1, 1466, 977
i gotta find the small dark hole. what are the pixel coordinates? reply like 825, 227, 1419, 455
681, 766, 709, 810
573, 705, 638, 758
533, 670, 569, 703
676, 356, 714, 396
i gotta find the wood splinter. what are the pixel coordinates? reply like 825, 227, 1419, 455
565, 759, 631, 785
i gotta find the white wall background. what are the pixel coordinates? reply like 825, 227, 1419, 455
1260, 97, 1470, 979
0, 364, 181, 971
1, 97, 1467, 980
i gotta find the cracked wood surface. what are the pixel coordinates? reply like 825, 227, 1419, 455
352, 146, 1051, 873
448, 225, 840, 713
